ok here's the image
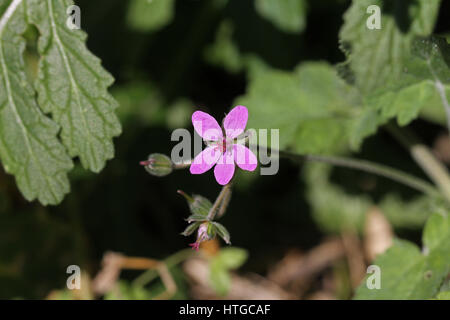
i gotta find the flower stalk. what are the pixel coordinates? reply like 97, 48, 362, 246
278, 149, 440, 198
207, 182, 233, 221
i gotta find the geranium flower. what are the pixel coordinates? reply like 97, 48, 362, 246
190, 105, 257, 185
189, 222, 210, 251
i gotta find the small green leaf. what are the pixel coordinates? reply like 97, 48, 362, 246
181, 221, 202, 237
208, 247, 248, 296
127, 0, 175, 32
212, 222, 231, 244
178, 191, 213, 220
185, 214, 207, 223
254, 0, 307, 33
190, 195, 213, 218
216, 247, 248, 269
27, 0, 121, 173
209, 261, 231, 296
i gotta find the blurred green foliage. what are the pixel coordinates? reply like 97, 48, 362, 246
355, 212, 450, 299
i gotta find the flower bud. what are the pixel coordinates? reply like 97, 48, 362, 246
177, 190, 213, 222
140, 153, 173, 177
189, 222, 213, 251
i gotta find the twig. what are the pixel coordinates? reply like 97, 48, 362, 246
132, 249, 193, 288
387, 124, 450, 202
271, 147, 439, 198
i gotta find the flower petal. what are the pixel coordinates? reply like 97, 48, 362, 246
223, 105, 248, 139
190, 146, 221, 174
214, 152, 235, 185
233, 144, 257, 171
192, 111, 223, 141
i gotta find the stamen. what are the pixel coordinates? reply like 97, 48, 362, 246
222, 138, 227, 153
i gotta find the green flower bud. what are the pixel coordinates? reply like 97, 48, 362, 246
140, 153, 173, 177
177, 190, 213, 222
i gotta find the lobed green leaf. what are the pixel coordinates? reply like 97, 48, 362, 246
0, 0, 73, 205
27, 0, 121, 173
354, 212, 450, 299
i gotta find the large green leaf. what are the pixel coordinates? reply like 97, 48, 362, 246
340, 0, 447, 149
235, 62, 360, 154
0, 0, 73, 205
350, 36, 450, 149
254, 0, 307, 33
28, 0, 121, 172
339, 0, 441, 95
354, 211, 450, 299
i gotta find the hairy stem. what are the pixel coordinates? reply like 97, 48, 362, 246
215, 184, 233, 219
207, 182, 233, 221
271, 148, 439, 197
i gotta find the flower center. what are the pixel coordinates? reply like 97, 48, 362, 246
222, 138, 227, 153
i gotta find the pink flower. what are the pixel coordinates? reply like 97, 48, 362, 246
189, 222, 210, 251
190, 105, 258, 185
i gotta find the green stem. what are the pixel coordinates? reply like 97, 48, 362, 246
215, 184, 233, 219
207, 182, 233, 221
386, 124, 450, 202
273, 148, 439, 197
132, 249, 193, 288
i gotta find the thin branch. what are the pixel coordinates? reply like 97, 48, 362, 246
132, 249, 194, 288
386, 124, 450, 202
265, 147, 440, 197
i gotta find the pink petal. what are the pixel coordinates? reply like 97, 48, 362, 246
214, 152, 235, 185
190, 147, 221, 174
233, 144, 257, 171
223, 105, 248, 139
192, 111, 223, 141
